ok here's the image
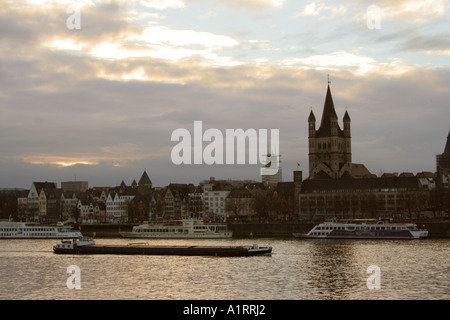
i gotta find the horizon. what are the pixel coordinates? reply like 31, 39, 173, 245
1, 0, 449, 189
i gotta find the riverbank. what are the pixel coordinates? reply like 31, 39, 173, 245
75, 219, 450, 238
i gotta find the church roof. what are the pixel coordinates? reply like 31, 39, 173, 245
32, 182, 57, 194
343, 110, 351, 122
313, 170, 333, 180
138, 170, 152, 187
351, 163, 374, 178
444, 130, 450, 154
308, 109, 316, 122
302, 176, 421, 193
316, 85, 344, 138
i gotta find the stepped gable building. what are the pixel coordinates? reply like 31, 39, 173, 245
27, 182, 57, 221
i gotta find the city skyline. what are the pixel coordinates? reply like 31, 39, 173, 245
0, 0, 449, 189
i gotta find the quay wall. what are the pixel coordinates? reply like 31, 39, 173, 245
421, 221, 450, 238
76, 220, 450, 238
228, 222, 314, 238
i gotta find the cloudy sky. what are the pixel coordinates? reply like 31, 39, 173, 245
0, 0, 449, 189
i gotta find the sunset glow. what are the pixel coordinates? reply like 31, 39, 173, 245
0, 0, 448, 187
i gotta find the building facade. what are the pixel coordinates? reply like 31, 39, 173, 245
27, 182, 57, 221
203, 182, 231, 218
61, 181, 88, 193
298, 176, 428, 220
226, 188, 256, 219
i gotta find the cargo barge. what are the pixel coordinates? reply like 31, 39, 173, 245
53, 239, 272, 257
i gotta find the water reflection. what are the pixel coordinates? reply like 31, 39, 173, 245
304, 240, 361, 299
0, 238, 448, 299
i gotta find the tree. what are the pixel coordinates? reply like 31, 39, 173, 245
252, 188, 269, 220
226, 198, 242, 220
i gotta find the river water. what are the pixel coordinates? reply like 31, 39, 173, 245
0, 238, 448, 300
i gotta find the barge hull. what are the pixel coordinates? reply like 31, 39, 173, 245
53, 245, 272, 257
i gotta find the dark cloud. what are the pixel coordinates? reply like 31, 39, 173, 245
0, 1, 449, 189
398, 33, 450, 52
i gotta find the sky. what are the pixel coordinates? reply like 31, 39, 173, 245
0, 0, 449, 189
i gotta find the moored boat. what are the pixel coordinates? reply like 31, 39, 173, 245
0, 220, 82, 239
120, 219, 232, 239
293, 218, 428, 239
53, 239, 272, 257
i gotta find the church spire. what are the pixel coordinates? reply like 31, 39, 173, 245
444, 129, 450, 154
316, 83, 339, 137
138, 170, 152, 188
308, 108, 316, 122
343, 109, 351, 122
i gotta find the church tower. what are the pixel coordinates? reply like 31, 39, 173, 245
308, 83, 352, 179
436, 130, 450, 187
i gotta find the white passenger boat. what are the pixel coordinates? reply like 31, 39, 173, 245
293, 219, 428, 239
0, 220, 82, 239
119, 219, 232, 239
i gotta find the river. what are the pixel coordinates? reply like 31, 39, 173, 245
0, 238, 448, 300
